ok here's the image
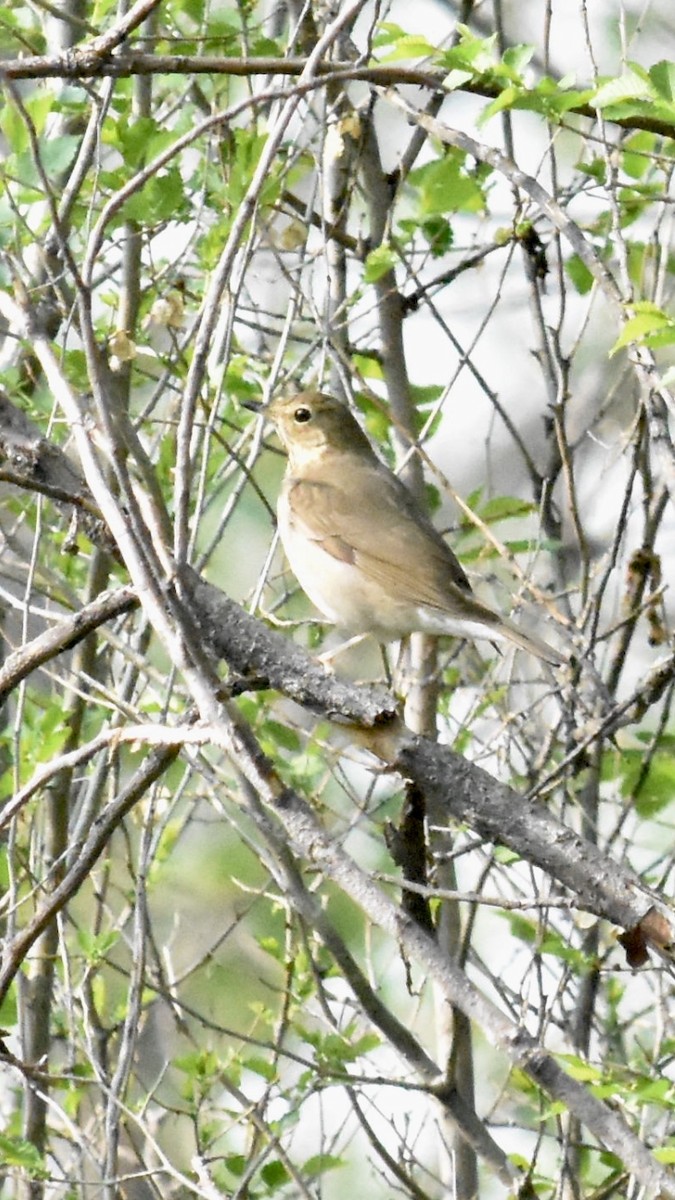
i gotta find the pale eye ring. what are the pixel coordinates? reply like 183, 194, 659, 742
293, 407, 312, 423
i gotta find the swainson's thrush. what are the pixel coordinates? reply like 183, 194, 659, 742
251, 392, 561, 665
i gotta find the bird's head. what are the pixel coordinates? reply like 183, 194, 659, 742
257, 392, 374, 467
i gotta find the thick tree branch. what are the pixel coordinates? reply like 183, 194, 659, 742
0, 378, 671, 956
0, 53, 672, 139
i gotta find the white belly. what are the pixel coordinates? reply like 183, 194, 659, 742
276, 492, 507, 645
279, 502, 382, 631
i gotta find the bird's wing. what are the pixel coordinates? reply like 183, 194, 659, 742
284, 468, 563, 664
284, 466, 484, 614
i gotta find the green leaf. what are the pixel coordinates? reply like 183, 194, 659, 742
649, 60, 675, 101
556, 1054, 603, 1083
503, 537, 560, 554
303, 1153, 345, 1177
618, 182, 665, 228
119, 116, 177, 168
591, 62, 675, 125
619, 744, 675, 818
352, 353, 384, 381
121, 166, 187, 225
1, 101, 33, 153
409, 151, 486, 215
77, 929, 120, 965
409, 382, 444, 407
364, 244, 397, 283
566, 254, 594, 295
493, 846, 520, 865
524, 78, 594, 119
38, 134, 80, 175
437, 26, 499, 74
261, 1160, 290, 1189
502, 44, 534, 75
243, 1056, 277, 1081
478, 495, 535, 523
223, 1154, 247, 1177
610, 302, 675, 355
577, 155, 607, 183
478, 85, 524, 126
421, 214, 454, 256
0, 978, 17, 1028
631, 1076, 672, 1103
376, 32, 436, 62
654, 1145, 675, 1164
621, 131, 657, 180
443, 68, 475, 91
371, 21, 410, 48
261, 720, 301, 753
593, 65, 653, 108
503, 913, 536, 945
0, 1135, 47, 1177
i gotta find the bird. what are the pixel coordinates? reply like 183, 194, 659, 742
250, 391, 562, 666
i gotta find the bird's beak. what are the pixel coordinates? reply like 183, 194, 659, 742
241, 399, 264, 414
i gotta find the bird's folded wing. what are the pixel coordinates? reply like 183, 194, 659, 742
286, 472, 495, 617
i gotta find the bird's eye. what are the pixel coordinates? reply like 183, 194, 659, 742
293, 407, 312, 424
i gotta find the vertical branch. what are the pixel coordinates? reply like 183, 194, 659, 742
320, 37, 357, 398
18, 546, 114, 1200
359, 104, 478, 1199
11, 8, 106, 1196
101, 795, 152, 1199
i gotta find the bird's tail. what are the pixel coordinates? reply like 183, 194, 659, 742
494, 616, 563, 666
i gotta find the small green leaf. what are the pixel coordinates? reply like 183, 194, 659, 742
556, 1054, 603, 1083
437, 26, 498, 74
577, 155, 607, 183
443, 68, 474, 91
478, 495, 535, 523
566, 254, 594, 295
376, 33, 436, 62
244, 1056, 277, 1082
593, 65, 653, 109
372, 21, 409, 48
38, 134, 80, 175
504, 913, 536, 945
122, 166, 187, 225
649, 60, 675, 101
77, 930, 119, 965
0, 1135, 47, 1177
261, 1160, 290, 1189
493, 846, 520, 865
409, 152, 486, 215
621, 131, 657, 180
654, 1145, 675, 1164
502, 44, 534, 75
224, 1154, 247, 1177
631, 1076, 672, 1103
421, 214, 454, 256
303, 1153, 344, 1177
0, 979, 17, 1028
352, 353, 384, 381
619, 743, 675, 818
610, 302, 675, 355
479, 85, 524, 126
364, 244, 397, 283
261, 720, 301, 752
0, 102, 29, 152
409, 382, 444, 407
